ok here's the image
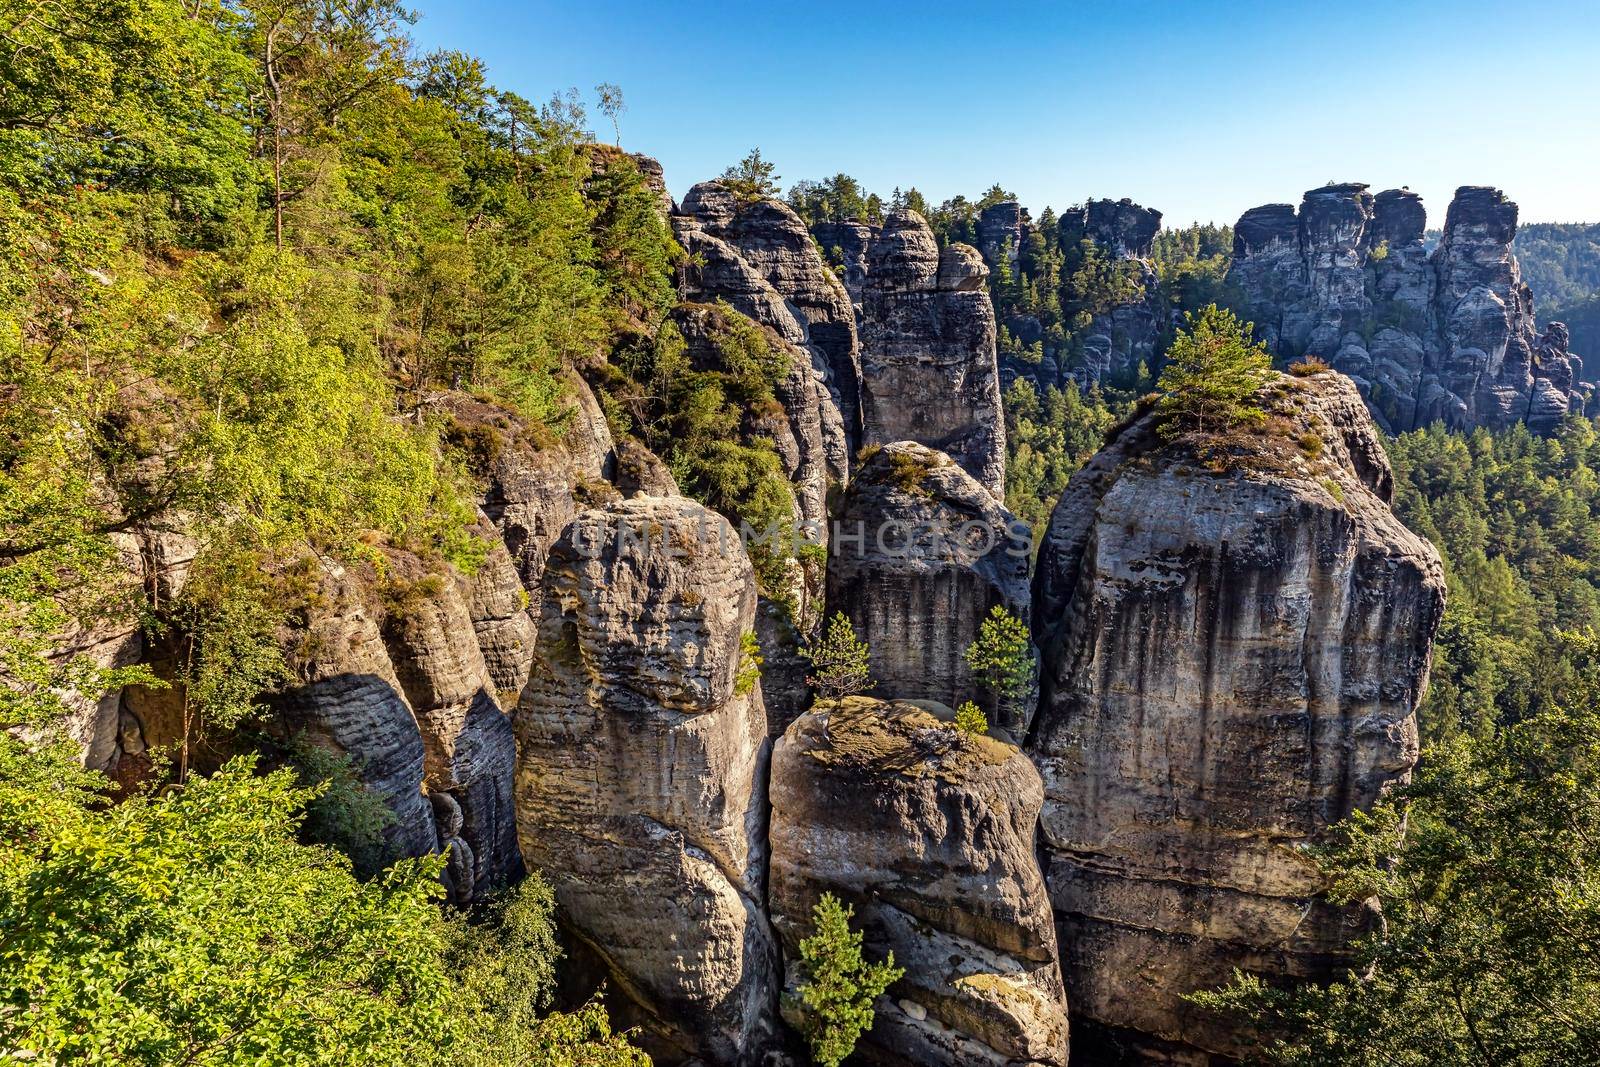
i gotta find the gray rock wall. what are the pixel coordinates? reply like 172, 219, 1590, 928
1229, 183, 1588, 432
1029, 371, 1446, 1060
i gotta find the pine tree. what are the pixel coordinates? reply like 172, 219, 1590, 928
954, 701, 989, 736
963, 605, 1033, 722
720, 147, 780, 201
803, 612, 874, 709
1155, 304, 1273, 438
796, 894, 904, 1067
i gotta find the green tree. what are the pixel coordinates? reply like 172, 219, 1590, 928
594, 83, 625, 144
720, 147, 779, 201
954, 701, 989, 736
795, 893, 903, 1067
1155, 304, 1272, 438
964, 605, 1034, 724
0, 754, 458, 1064
443, 877, 649, 1066
1192, 631, 1600, 1064
802, 612, 875, 709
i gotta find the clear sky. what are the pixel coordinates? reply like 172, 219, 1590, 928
409, 0, 1600, 227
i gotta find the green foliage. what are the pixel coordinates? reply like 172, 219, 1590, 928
281, 736, 397, 876
719, 148, 780, 201
1155, 305, 1273, 438
735, 630, 764, 696
787, 173, 884, 225
1193, 632, 1600, 1064
795, 893, 903, 1067
953, 701, 989, 736
1388, 418, 1600, 744
445, 878, 559, 1051
0, 755, 457, 1064
963, 605, 1034, 720
1002, 378, 1121, 536
606, 307, 802, 601
803, 612, 874, 709
1514, 222, 1600, 310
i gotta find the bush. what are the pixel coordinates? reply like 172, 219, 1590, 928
954, 701, 989, 736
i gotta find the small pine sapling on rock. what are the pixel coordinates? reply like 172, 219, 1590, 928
803, 612, 874, 710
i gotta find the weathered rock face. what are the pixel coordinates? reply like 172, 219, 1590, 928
769, 697, 1069, 1067
827, 442, 1034, 733
977, 200, 1025, 273
812, 220, 875, 306
676, 181, 860, 469
446, 385, 615, 597
1030, 371, 1446, 1060
377, 556, 524, 900
1229, 183, 1588, 432
513, 497, 778, 1065
269, 561, 442, 868
857, 210, 1006, 499
1060, 198, 1163, 260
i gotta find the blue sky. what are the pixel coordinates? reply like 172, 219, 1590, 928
409, 0, 1600, 227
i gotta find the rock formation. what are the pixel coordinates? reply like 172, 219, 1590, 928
1029, 370, 1446, 1060
812, 220, 875, 306
827, 442, 1034, 733
269, 560, 444, 868
977, 200, 1025, 274
513, 497, 778, 1065
675, 181, 860, 472
769, 697, 1069, 1067
376, 554, 524, 899
971, 198, 1164, 391
856, 210, 1006, 499
1229, 183, 1588, 433
1057, 199, 1164, 388
1060, 198, 1163, 260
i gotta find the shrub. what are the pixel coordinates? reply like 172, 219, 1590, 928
954, 701, 989, 736
1288, 355, 1332, 376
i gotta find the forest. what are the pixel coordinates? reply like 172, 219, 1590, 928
2, 0, 1599, 1064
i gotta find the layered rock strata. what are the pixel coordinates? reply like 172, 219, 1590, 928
513, 497, 778, 1064
1029, 370, 1446, 1060
770, 697, 1069, 1067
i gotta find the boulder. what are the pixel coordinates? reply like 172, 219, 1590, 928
769, 697, 1069, 1067
1030, 371, 1446, 1060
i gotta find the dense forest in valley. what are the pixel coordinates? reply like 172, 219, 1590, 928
3, 0, 1600, 1064
1515, 222, 1600, 362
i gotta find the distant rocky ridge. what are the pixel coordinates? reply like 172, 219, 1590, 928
976, 197, 1165, 391
1229, 183, 1589, 433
